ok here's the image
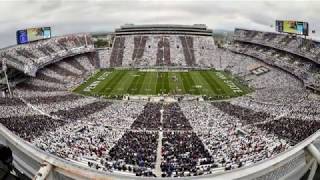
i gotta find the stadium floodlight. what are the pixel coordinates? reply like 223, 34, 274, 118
2, 60, 12, 97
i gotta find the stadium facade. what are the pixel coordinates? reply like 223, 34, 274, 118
0, 24, 320, 179
114, 24, 213, 36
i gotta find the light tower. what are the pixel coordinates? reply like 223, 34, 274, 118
2, 58, 13, 97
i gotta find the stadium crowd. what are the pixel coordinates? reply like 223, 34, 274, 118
230, 41, 320, 90
101, 35, 215, 68
234, 28, 320, 64
0, 34, 94, 76
0, 28, 320, 178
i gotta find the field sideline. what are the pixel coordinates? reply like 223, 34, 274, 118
73, 69, 251, 99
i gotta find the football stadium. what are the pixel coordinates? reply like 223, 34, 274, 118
0, 1, 320, 180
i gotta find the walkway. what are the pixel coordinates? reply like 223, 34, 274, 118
154, 108, 164, 177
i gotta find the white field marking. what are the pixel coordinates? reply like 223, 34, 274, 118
216, 71, 243, 93
84, 81, 101, 92
97, 71, 110, 81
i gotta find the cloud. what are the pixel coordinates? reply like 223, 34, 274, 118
0, 0, 319, 47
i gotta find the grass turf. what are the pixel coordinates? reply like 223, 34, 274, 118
73, 69, 251, 100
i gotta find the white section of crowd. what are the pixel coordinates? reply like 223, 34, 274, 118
76, 55, 95, 72
98, 35, 215, 67
143, 36, 157, 66
181, 101, 289, 170
194, 36, 216, 67
122, 35, 135, 66
32, 101, 146, 170
169, 36, 186, 66
97, 49, 111, 68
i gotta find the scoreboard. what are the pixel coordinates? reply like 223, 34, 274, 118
16, 27, 51, 44
276, 20, 308, 36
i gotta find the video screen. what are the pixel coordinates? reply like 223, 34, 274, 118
16, 30, 28, 44
16, 27, 51, 44
276, 20, 308, 36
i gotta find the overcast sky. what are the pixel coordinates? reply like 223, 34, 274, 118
0, 0, 319, 48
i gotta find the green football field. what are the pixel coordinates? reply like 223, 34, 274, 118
73, 69, 251, 99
